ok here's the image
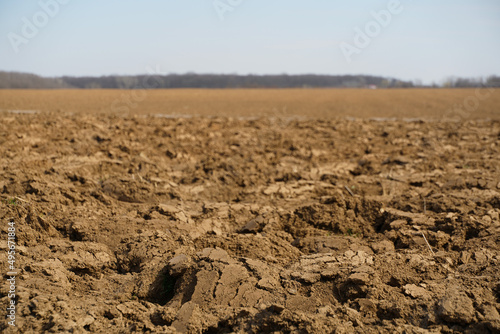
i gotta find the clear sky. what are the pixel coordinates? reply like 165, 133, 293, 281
1, 0, 499, 84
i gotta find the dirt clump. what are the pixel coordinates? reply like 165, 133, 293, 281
0, 111, 499, 333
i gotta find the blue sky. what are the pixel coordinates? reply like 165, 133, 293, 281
0, 0, 499, 84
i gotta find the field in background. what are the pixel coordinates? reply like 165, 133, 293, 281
1, 89, 499, 332
0, 88, 499, 119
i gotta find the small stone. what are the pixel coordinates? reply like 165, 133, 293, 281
291, 271, 321, 284
268, 304, 285, 314
258, 303, 268, 311
474, 251, 488, 264
320, 269, 339, 279
481, 215, 492, 225
176, 211, 188, 223
76, 315, 95, 328
403, 284, 429, 299
157, 204, 179, 215
488, 209, 499, 221
197, 247, 231, 263
477, 178, 488, 189
357, 250, 368, 261
351, 255, 364, 266
257, 276, 280, 292
344, 250, 356, 259
239, 216, 264, 233
348, 273, 371, 285
389, 219, 406, 230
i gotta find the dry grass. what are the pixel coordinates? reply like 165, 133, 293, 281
0, 88, 499, 119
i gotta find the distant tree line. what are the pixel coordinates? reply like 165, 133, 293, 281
0, 71, 498, 89
60, 73, 418, 89
440, 76, 500, 88
0, 71, 71, 89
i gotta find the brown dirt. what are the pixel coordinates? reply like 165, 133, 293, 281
1, 88, 499, 120
0, 103, 500, 333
